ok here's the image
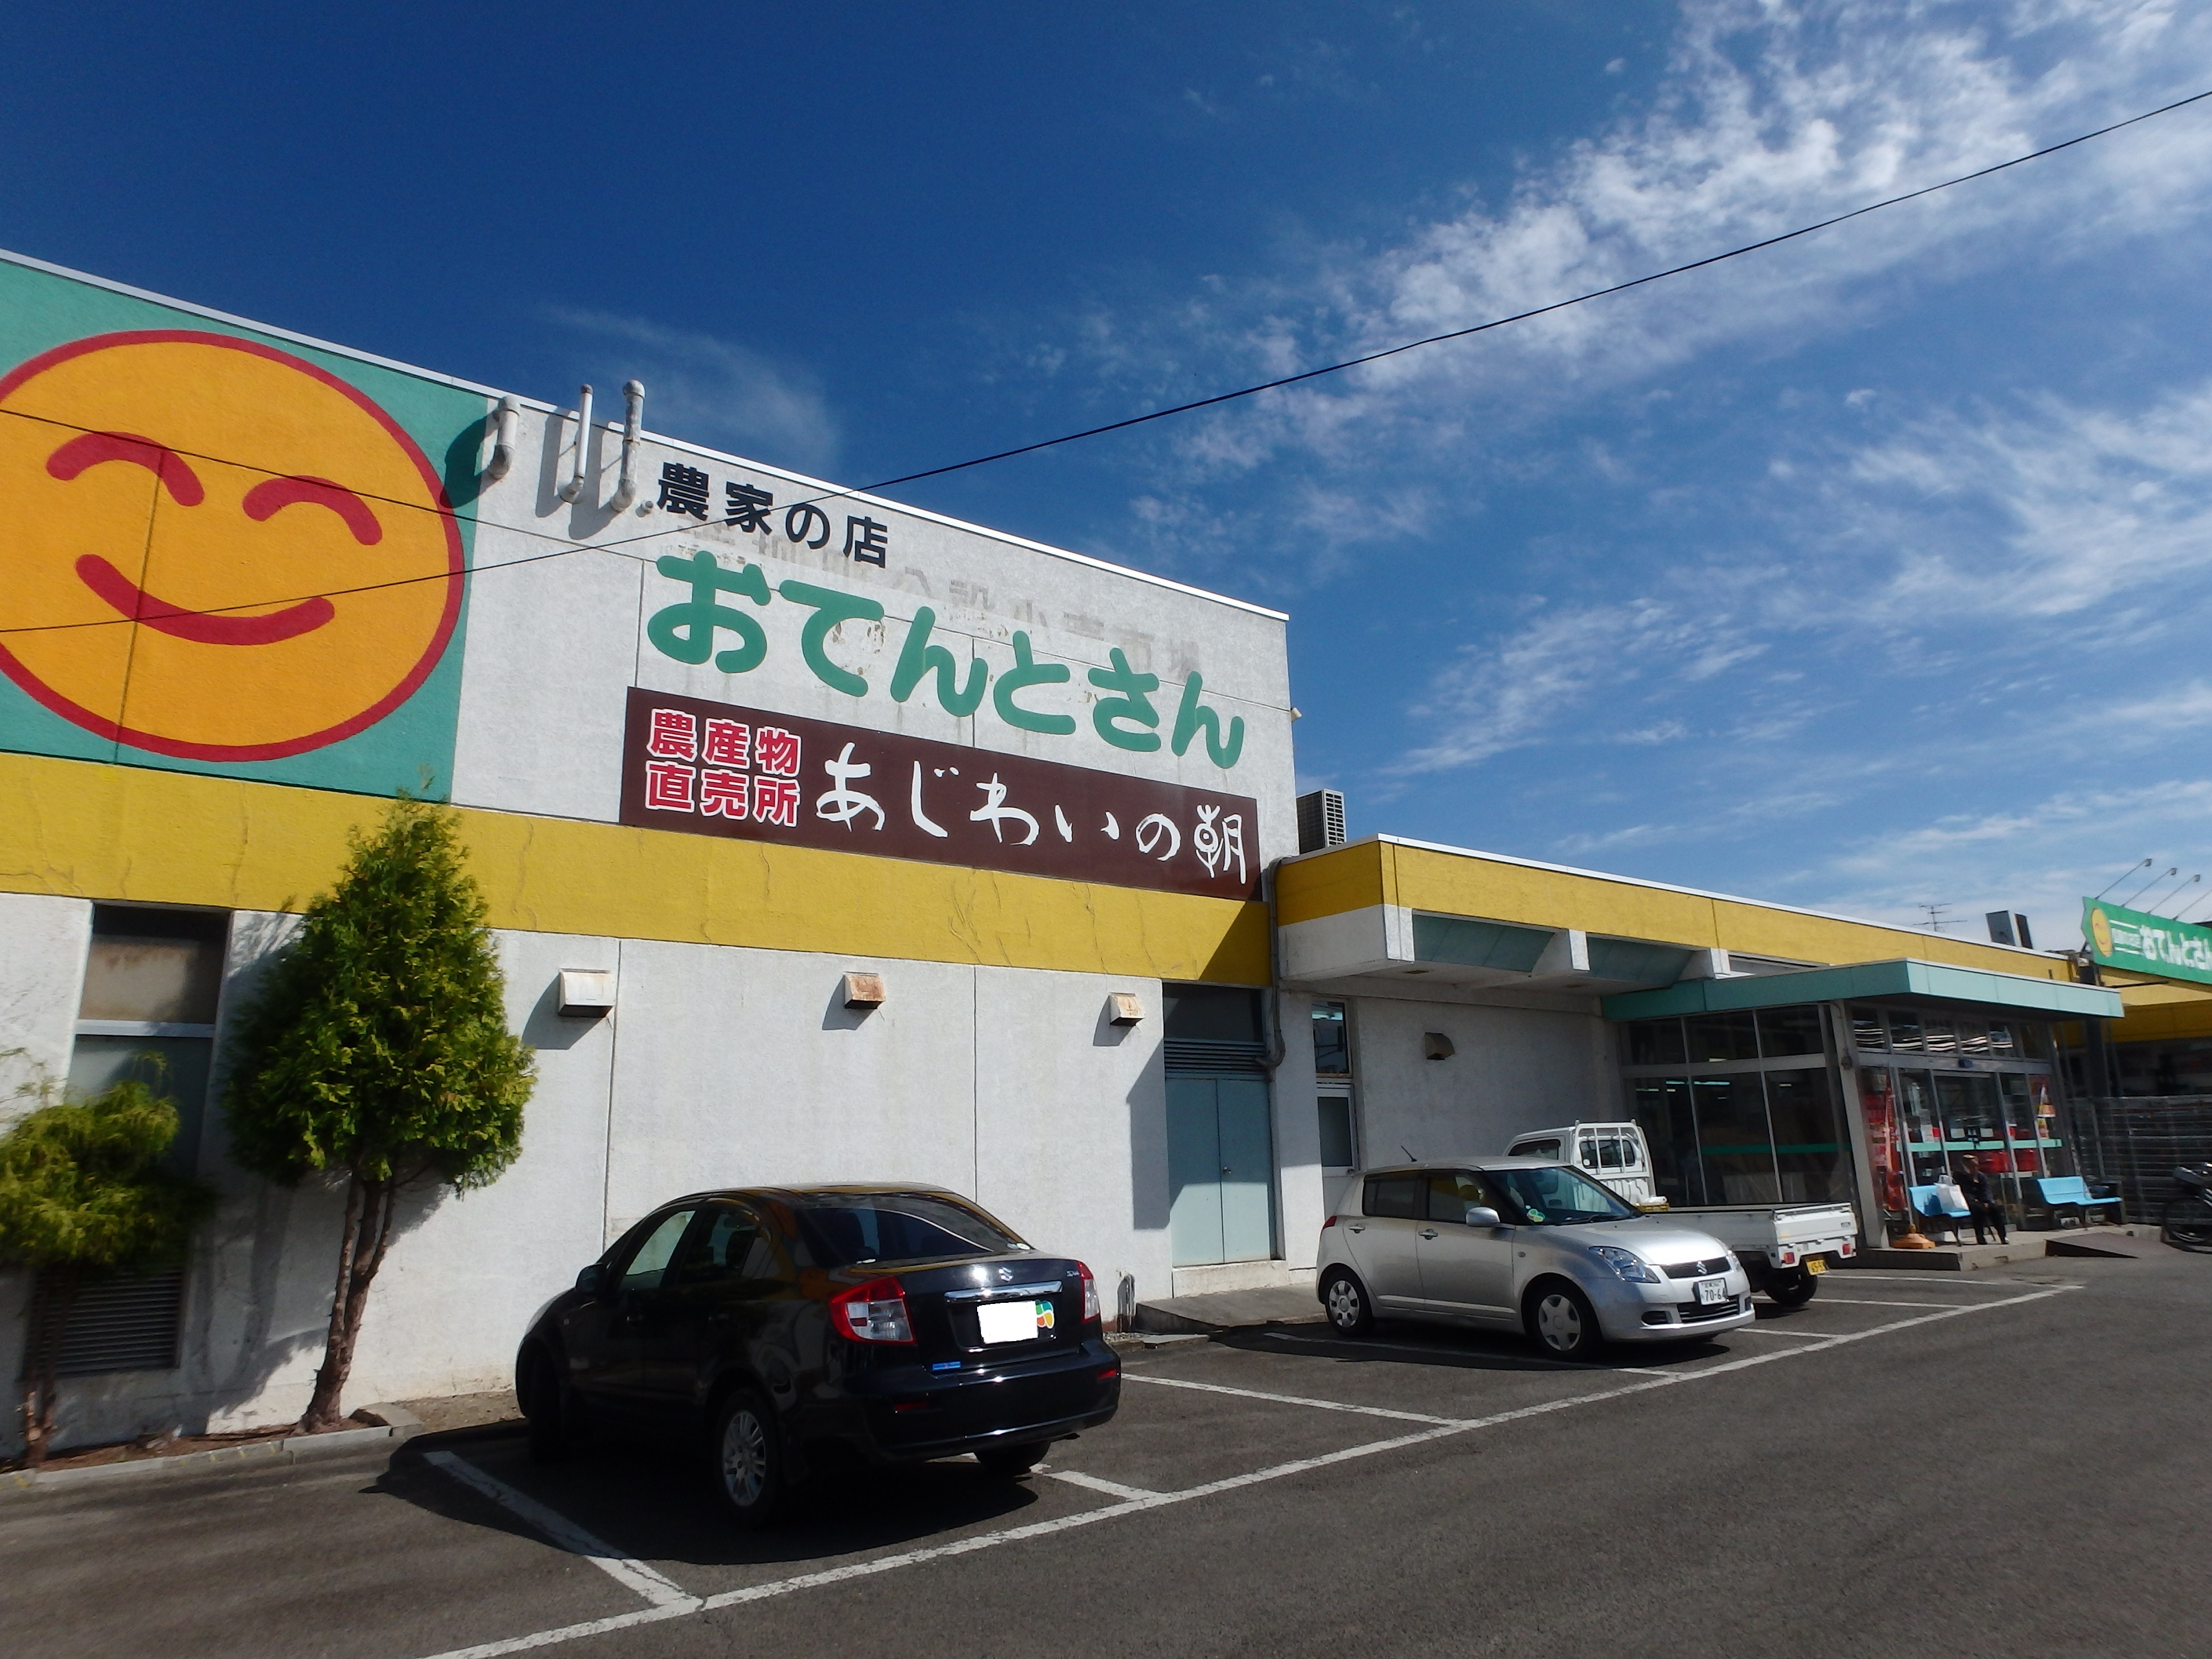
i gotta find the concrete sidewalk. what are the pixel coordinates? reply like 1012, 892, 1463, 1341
1131, 1285, 1325, 1335
1853, 1223, 2155, 1271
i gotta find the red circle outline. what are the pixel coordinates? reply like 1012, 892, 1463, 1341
0, 329, 467, 761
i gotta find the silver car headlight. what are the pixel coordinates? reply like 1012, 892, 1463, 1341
1587, 1245, 1661, 1284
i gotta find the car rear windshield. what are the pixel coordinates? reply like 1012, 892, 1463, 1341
794, 1194, 1030, 1266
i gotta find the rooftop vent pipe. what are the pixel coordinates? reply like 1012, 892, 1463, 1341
555, 384, 593, 504
479, 395, 520, 486
607, 380, 646, 513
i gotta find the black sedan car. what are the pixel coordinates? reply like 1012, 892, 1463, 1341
515, 1185, 1121, 1525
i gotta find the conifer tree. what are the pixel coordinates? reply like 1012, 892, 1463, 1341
223, 795, 534, 1433
0, 1078, 214, 1467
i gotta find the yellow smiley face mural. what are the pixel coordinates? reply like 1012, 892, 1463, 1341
0, 330, 463, 760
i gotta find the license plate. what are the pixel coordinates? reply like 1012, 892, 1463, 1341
977, 1299, 1053, 1344
1695, 1277, 1729, 1306
1806, 1256, 1827, 1275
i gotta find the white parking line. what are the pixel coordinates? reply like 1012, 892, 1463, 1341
421, 1450, 699, 1611
1121, 1371, 1463, 1424
1044, 1468, 1161, 1501
1810, 1296, 1957, 1308
1733, 1326, 1840, 1340
1257, 1328, 1674, 1376
414, 1284, 2077, 1659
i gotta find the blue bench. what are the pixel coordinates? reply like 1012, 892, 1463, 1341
1907, 1183, 1973, 1243
2034, 1175, 2122, 1228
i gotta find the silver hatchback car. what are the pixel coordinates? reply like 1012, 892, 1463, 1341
1316, 1159, 1755, 1358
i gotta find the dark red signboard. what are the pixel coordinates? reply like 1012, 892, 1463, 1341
617, 687, 1261, 900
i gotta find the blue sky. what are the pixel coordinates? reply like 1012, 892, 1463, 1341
9, 1, 2212, 946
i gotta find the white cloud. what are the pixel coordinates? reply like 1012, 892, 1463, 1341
1152, 0, 2212, 484
541, 307, 841, 476
1394, 597, 1743, 773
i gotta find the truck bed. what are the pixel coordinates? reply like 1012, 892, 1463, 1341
1658, 1202, 1859, 1257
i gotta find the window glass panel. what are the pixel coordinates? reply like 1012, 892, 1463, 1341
1987, 1022, 2016, 1056
1922, 1019, 1957, 1056
795, 1194, 1027, 1266
674, 1206, 759, 1288
79, 907, 227, 1024
1595, 1135, 1627, 1169
1311, 1002, 1350, 1075
1888, 1015, 1925, 1053
1509, 1136, 1563, 1159
1766, 1069, 1851, 1206
66, 1036, 212, 1173
2016, 1022, 2050, 1059
619, 1210, 696, 1292
1956, 1019, 1989, 1056
1627, 1018, 1687, 1066
1849, 1006, 1888, 1051
1896, 1069, 1941, 1185
1576, 1136, 1599, 1171
1631, 1078, 1703, 1207
1756, 1005, 1824, 1058
1860, 1068, 1906, 1228
1685, 1011, 1758, 1063
1363, 1175, 1422, 1219
1163, 985, 1262, 1043
1426, 1171, 1501, 1223
1689, 1074, 1778, 1202
1317, 1096, 1354, 1168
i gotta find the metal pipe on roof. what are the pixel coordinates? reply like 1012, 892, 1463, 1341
479, 395, 520, 486
555, 384, 592, 504
607, 380, 645, 513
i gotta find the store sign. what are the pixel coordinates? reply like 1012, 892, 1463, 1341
617, 687, 1261, 900
2082, 897, 2212, 987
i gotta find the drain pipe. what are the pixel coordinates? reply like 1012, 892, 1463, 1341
479, 396, 520, 486
607, 379, 645, 513
555, 384, 593, 504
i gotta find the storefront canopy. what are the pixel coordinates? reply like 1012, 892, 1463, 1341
1600, 958, 2121, 1023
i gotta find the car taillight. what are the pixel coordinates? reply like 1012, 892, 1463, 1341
830, 1275, 914, 1344
1321, 1214, 1337, 1229
1078, 1262, 1100, 1323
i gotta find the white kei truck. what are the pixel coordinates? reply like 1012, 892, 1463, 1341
1504, 1122, 1859, 1307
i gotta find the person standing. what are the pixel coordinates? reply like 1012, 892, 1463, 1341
1954, 1159, 2008, 1245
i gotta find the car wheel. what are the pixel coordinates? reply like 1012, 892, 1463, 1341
1322, 1269, 1374, 1337
1766, 1267, 1818, 1308
975, 1440, 1049, 1479
518, 1347, 571, 1464
712, 1389, 786, 1527
1528, 1283, 1603, 1360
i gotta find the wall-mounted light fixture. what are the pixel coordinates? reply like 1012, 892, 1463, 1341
1423, 1031, 1455, 1061
1106, 992, 1144, 1026
557, 969, 617, 1019
842, 972, 886, 1009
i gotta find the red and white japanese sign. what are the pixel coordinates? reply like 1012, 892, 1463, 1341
618, 687, 1260, 900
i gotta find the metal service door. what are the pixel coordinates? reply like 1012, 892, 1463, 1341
1167, 1076, 1277, 1266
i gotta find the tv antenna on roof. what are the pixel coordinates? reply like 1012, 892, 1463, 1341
1916, 903, 1969, 933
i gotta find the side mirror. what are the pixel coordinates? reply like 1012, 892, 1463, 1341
575, 1263, 607, 1295
1464, 1206, 1504, 1229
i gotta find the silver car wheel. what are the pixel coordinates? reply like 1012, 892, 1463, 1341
1536, 1292, 1584, 1353
720, 1406, 769, 1508
1327, 1275, 1363, 1329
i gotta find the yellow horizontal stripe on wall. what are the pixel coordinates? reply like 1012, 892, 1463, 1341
1280, 839, 2065, 982
0, 753, 1270, 984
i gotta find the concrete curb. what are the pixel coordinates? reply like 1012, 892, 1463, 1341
1, 1416, 415, 1500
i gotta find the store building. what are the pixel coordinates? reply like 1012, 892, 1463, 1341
0, 251, 1312, 1449
1274, 836, 2121, 1245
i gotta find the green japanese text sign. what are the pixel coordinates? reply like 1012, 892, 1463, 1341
2083, 898, 2212, 987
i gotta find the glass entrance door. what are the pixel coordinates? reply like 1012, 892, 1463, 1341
1166, 1075, 1276, 1266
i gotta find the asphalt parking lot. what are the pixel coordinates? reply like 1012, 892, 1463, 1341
7, 1250, 2209, 1659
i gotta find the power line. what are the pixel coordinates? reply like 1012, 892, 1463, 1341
2, 81, 2208, 640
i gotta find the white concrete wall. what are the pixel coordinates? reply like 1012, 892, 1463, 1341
0, 920, 1188, 1452
1347, 995, 1616, 1169
1272, 992, 1326, 1270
